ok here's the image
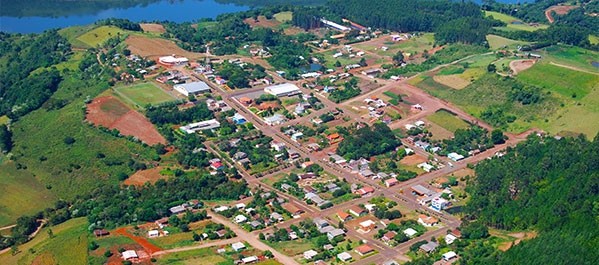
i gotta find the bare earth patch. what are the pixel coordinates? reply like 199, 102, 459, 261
509, 59, 536, 75
126, 35, 203, 59
124, 167, 168, 187
545, 5, 579, 23
243, 16, 281, 28
140, 23, 166, 33
400, 154, 427, 166
86, 96, 166, 145
433, 75, 470, 89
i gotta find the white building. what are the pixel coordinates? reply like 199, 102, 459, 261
448, 152, 465, 161
264, 83, 300, 97
148, 230, 159, 238
232, 242, 246, 252
431, 197, 449, 211
445, 234, 457, 245
235, 215, 248, 223
320, 19, 351, 31
159, 55, 189, 66
304, 249, 318, 260
173, 81, 210, 96
242, 256, 258, 264
121, 250, 138, 260
403, 228, 417, 237
337, 252, 353, 262
443, 251, 457, 261
180, 119, 220, 134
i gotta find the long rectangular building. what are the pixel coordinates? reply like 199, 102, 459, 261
264, 83, 300, 97
174, 81, 210, 96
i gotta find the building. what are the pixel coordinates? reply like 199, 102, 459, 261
264, 113, 286, 126
447, 152, 465, 161
232, 113, 247, 125
445, 233, 458, 245
403, 228, 418, 237
235, 215, 248, 223
418, 214, 439, 227
329, 154, 347, 164
349, 205, 367, 217
385, 178, 399, 187
169, 205, 186, 215
337, 252, 353, 262
148, 230, 159, 238
158, 55, 189, 66
242, 256, 258, 264
337, 211, 353, 222
304, 249, 318, 260
173, 81, 210, 96
232, 242, 246, 252
313, 217, 329, 229
359, 220, 376, 232
382, 231, 397, 243
327, 228, 346, 241
270, 212, 284, 222
121, 250, 138, 260
320, 18, 351, 31
180, 119, 221, 134
282, 203, 303, 217
442, 251, 458, 261
355, 244, 375, 256
411, 185, 432, 196
431, 197, 450, 211
93, 229, 109, 237
355, 186, 375, 197
419, 241, 439, 253
264, 83, 301, 97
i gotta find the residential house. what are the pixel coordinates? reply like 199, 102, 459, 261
337, 211, 353, 222
403, 228, 418, 237
304, 250, 318, 260
358, 220, 376, 232
359, 169, 374, 178
313, 217, 330, 230
382, 231, 397, 243
442, 251, 457, 261
264, 114, 286, 126
419, 241, 439, 253
355, 244, 375, 256
411, 185, 433, 196
214, 206, 229, 213
93, 229, 109, 237
155, 217, 169, 229
236, 203, 246, 209
271, 141, 286, 152
121, 250, 138, 261
349, 205, 367, 217
325, 183, 340, 192
329, 154, 347, 164
327, 228, 346, 241
355, 186, 375, 197
337, 252, 353, 262
431, 197, 450, 211
447, 152, 465, 161
418, 215, 439, 227
384, 178, 399, 187
250, 220, 262, 230
242, 256, 258, 264
234, 152, 248, 161
445, 233, 458, 245
298, 172, 317, 180
169, 205, 186, 215
215, 229, 227, 238
364, 204, 377, 213
281, 183, 293, 192
148, 230, 159, 238
270, 212, 284, 222
235, 215, 248, 224
232, 242, 246, 252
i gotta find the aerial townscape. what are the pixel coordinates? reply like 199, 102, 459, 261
0, 0, 598, 265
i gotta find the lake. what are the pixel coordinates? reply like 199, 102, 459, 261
0, 0, 534, 34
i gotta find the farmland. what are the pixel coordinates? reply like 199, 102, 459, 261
517, 63, 598, 99
486, 34, 531, 50
114, 82, 177, 107
155, 247, 230, 265
274, 11, 293, 22
536, 45, 599, 73
484, 11, 548, 32
76, 26, 126, 47
426, 109, 470, 133
354, 33, 435, 58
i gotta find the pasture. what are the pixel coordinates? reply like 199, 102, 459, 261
517, 63, 598, 99
426, 109, 470, 133
58, 25, 96, 48
274, 11, 293, 22
76, 26, 126, 47
485, 11, 548, 32
115, 82, 177, 107
155, 247, 230, 265
354, 33, 435, 57
0, 161, 57, 226
486, 34, 531, 50
537, 45, 599, 73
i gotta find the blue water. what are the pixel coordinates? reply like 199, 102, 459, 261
0, 0, 249, 33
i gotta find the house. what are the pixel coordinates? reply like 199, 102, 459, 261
359, 169, 374, 178
320, 226, 335, 234
445, 233, 458, 245
362, 68, 382, 77
304, 250, 318, 260
235, 215, 248, 223
155, 217, 169, 228
239, 97, 253, 105
382, 231, 397, 243
264, 113, 286, 126
431, 197, 450, 211
234, 152, 248, 161
314, 260, 328, 265
337, 211, 353, 222
232, 242, 246, 252
307, 143, 321, 152
414, 140, 430, 150
449, 229, 462, 238
281, 183, 293, 192
242, 256, 258, 264
418, 214, 439, 227
337, 252, 353, 262
148, 230, 160, 238
442, 251, 458, 261
329, 154, 347, 164
298, 172, 317, 180
216, 229, 227, 238
121, 250, 138, 260
325, 183, 340, 192
291, 132, 304, 142
270, 212, 284, 222
264, 83, 301, 97
214, 205, 229, 212
414, 120, 426, 127
93, 229, 109, 237
355, 186, 375, 197
355, 244, 375, 256
232, 113, 247, 125
250, 220, 262, 229
419, 241, 439, 253
320, 18, 351, 31
271, 141, 286, 152
327, 228, 346, 241
210, 160, 225, 171
173, 81, 210, 96
180, 119, 221, 134
403, 228, 418, 237
169, 205, 186, 215
289, 230, 299, 240
385, 178, 399, 187
358, 220, 376, 232
411, 185, 432, 196
326, 133, 342, 142
313, 217, 330, 229
364, 203, 376, 212
305, 192, 327, 206
447, 152, 465, 161
323, 244, 334, 251
349, 205, 367, 217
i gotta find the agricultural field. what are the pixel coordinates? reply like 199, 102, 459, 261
430, 53, 499, 89
155, 247, 230, 265
274, 12, 293, 22
426, 109, 470, 133
485, 11, 549, 32
58, 25, 96, 48
536, 45, 599, 73
0, 160, 57, 226
517, 63, 598, 99
114, 82, 177, 107
354, 33, 435, 57
0, 218, 89, 265
76, 26, 126, 47
486, 34, 531, 50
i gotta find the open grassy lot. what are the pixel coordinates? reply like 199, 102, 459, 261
274, 11, 293, 22
355, 33, 435, 57
58, 25, 96, 48
485, 11, 549, 32
265, 239, 315, 256
0, 218, 89, 265
431, 53, 499, 89
320, 49, 364, 69
536, 45, 599, 73
517, 63, 598, 99
76, 26, 126, 47
426, 109, 470, 132
0, 160, 57, 226
486, 34, 531, 50
155, 247, 231, 265
115, 82, 176, 107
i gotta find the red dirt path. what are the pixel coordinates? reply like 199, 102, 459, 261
86, 96, 166, 145
115, 227, 162, 255
545, 5, 579, 23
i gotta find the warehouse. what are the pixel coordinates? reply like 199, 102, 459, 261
264, 83, 300, 97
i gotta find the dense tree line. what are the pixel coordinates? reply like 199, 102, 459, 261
0, 31, 71, 118
146, 101, 214, 125
97, 18, 142, 31
337, 122, 401, 160
0, 124, 12, 153
464, 134, 599, 264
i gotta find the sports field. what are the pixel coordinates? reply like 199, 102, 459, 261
76, 26, 126, 47
485, 11, 548, 32
115, 82, 176, 107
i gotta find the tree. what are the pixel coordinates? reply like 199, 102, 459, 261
104, 250, 113, 257
63, 137, 76, 145
192, 232, 201, 241
334, 60, 342, 67
487, 63, 497, 73
393, 51, 405, 65
491, 129, 506, 145
359, 57, 367, 67
0, 125, 12, 153
263, 250, 274, 258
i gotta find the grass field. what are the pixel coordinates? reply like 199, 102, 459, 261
485, 11, 549, 32
196, 21, 219, 30
517, 63, 598, 99
355, 33, 435, 57
486, 34, 531, 50
537, 45, 599, 73
76, 26, 126, 47
58, 25, 96, 48
266, 239, 313, 256
0, 160, 57, 226
274, 11, 293, 22
115, 82, 176, 107
0, 218, 89, 265
155, 247, 231, 265
426, 110, 470, 132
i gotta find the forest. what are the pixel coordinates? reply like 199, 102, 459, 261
0, 31, 71, 118
336, 122, 401, 160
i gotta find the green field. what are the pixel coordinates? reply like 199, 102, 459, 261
156, 247, 231, 265
485, 11, 549, 32
274, 11, 293, 22
320, 50, 363, 69
58, 25, 96, 48
0, 161, 57, 226
355, 33, 435, 57
265, 239, 313, 256
426, 110, 470, 132
517, 63, 598, 99
115, 82, 177, 107
536, 45, 599, 73
486, 34, 531, 50
196, 21, 219, 30
0, 218, 89, 265
76, 26, 126, 47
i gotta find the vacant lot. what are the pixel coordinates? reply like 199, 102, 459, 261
115, 82, 176, 107
485, 11, 548, 32
126, 35, 202, 59
266, 239, 313, 256
426, 109, 470, 133
244, 16, 281, 29
433, 75, 470, 89
354, 33, 435, 58
86, 96, 166, 145
545, 5, 579, 23
155, 247, 229, 265
517, 63, 598, 99
124, 167, 169, 187
76, 26, 126, 47
510, 59, 536, 75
